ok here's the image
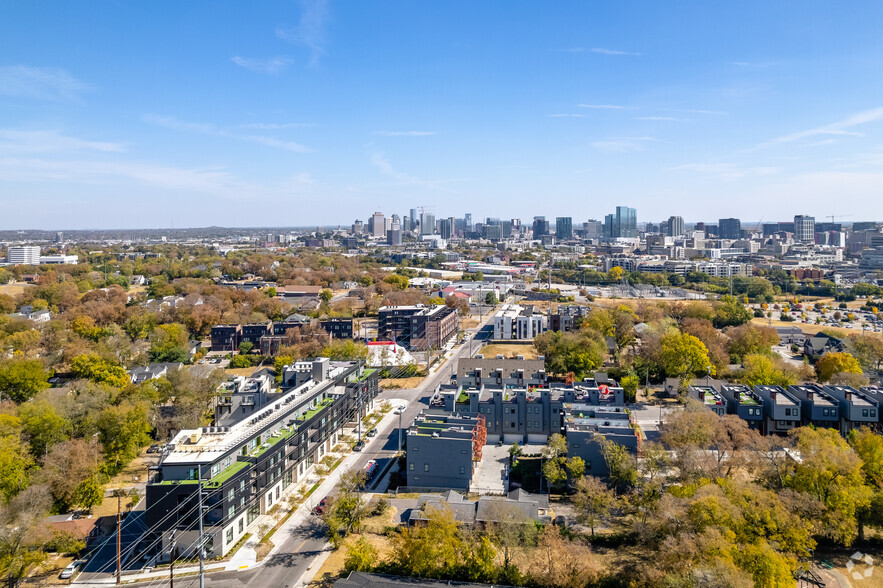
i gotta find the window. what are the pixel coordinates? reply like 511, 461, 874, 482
863, 409, 870, 417
461, 449, 467, 454
872, 410, 877, 418
459, 466, 465, 474
224, 457, 231, 468
238, 518, 244, 533
424, 464, 429, 472
573, 444, 580, 448
227, 489, 234, 501
226, 528, 233, 543
409, 463, 414, 471
227, 506, 235, 519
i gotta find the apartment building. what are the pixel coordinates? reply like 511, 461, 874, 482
405, 413, 486, 490
6, 246, 40, 265
788, 384, 840, 429
689, 385, 727, 416
753, 386, 802, 435
549, 305, 590, 333
492, 304, 545, 340
377, 304, 458, 349
826, 385, 880, 435
719, 385, 765, 431
215, 374, 274, 426
145, 359, 380, 558
457, 356, 547, 388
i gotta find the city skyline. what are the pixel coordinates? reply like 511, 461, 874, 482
3, 1, 883, 229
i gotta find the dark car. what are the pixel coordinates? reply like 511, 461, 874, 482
367, 428, 377, 438
354, 440, 365, 452
147, 445, 160, 454
314, 497, 328, 515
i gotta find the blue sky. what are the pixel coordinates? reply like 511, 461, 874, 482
2, 1, 883, 229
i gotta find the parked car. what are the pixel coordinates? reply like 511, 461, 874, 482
60, 561, 84, 579
367, 428, 377, 438
314, 497, 328, 515
354, 440, 365, 452
394, 406, 405, 415
147, 445, 160, 454
364, 460, 378, 480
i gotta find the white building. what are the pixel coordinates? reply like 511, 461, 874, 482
493, 304, 545, 340
7, 246, 40, 265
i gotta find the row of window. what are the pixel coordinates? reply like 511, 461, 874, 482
408, 463, 467, 475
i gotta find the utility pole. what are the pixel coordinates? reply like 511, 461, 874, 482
116, 493, 121, 585
197, 469, 205, 588
397, 408, 403, 453
168, 530, 177, 588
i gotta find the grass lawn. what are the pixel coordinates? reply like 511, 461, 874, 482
480, 343, 538, 359
379, 376, 425, 389
1, 283, 34, 299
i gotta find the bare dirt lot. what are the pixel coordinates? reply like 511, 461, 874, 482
480, 343, 538, 359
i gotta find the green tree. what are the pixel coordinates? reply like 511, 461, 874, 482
383, 274, 409, 291
389, 504, 463, 577
74, 475, 105, 512
727, 324, 779, 360
741, 353, 797, 387
320, 288, 334, 302
0, 414, 33, 500
97, 401, 152, 474
599, 437, 638, 493
149, 323, 190, 363
238, 341, 254, 355
848, 334, 883, 372
620, 373, 639, 403
0, 359, 52, 403
712, 295, 753, 328
18, 400, 69, 457
71, 353, 130, 388
659, 331, 713, 379
534, 330, 606, 379
816, 351, 863, 383
321, 339, 369, 361
0, 486, 51, 588
484, 291, 498, 305
344, 536, 377, 572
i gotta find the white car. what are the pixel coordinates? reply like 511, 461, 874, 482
60, 560, 84, 579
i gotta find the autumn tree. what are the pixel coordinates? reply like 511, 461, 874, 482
0, 485, 52, 587
659, 331, 713, 380
148, 323, 190, 363
816, 351, 863, 382
572, 476, 614, 536
727, 324, 779, 361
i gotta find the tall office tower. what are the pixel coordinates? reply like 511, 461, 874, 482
351, 220, 363, 234
409, 209, 418, 229
794, 215, 816, 243
719, 218, 742, 239
369, 212, 386, 237
6, 246, 40, 265
447, 217, 456, 238
420, 212, 436, 235
387, 228, 402, 246
402, 216, 412, 232
556, 217, 573, 240
605, 206, 637, 238
464, 213, 473, 231
500, 220, 513, 239
584, 219, 603, 238
485, 217, 500, 226
762, 223, 778, 237
439, 218, 453, 240
532, 216, 549, 237
667, 216, 685, 237
54, 232, 64, 244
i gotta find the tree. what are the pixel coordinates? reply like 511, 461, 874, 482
740, 354, 798, 388
383, 274, 409, 291
18, 400, 68, 457
321, 339, 369, 361
620, 373, 639, 403
97, 401, 152, 474
727, 324, 779, 360
786, 426, 871, 545
848, 334, 883, 373
599, 438, 638, 493
525, 526, 601, 588
320, 288, 334, 302
149, 323, 190, 363
322, 472, 368, 548
70, 353, 130, 388
533, 330, 606, 379
388, 504, 462, 577
608, 266, 625, 282
344, 536, 377, 572
712, 295, 753, 328
484, 291, 498, 305
659, 331, 713, 380
0, 486, 51, 588
573, 476, 614, 536
0, 417, 33, 501
0, 359, 52, 403
238, 341, 254, 355
816, 351, 863, 382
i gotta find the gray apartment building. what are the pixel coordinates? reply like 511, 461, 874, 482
719, 385, 764, 431
565, 406, 639, 477
145, 359, 380, 559
752, 386, 802, 435
689, 385, 727, 416
826, 385, 880, 435
378, 304, 458, 350
549, 305, 590, 333
405, 413, 485, 490
457, 356, 548, 388
788, 384, 840, 429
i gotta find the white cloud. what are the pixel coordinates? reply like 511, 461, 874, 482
238, 122, 317, 129
143, 114, 311, 153
0, 130, 126, 153
231, 56, 294, 75
547, 114, 585, 118
276, 0, 329, 67
591, 48, 641, 56
578, 104, 627, 110
753, 106, 883, 150
659, 108, 729, 116
634, 116, 681, 121
0, 157, 243, 193
374, 131, 437, 136
668, 162, 778, 181
592, 137, 657, 152
0, 65, 91, 101
368, 150, 440, 188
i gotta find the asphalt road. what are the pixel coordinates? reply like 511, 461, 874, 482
119, 311, 496, 588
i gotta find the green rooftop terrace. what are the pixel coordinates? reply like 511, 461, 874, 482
298, 397, 334, 421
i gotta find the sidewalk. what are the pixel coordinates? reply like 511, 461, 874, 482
76, 400, 409, 586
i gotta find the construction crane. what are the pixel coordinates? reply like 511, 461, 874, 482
828, 214, 851, 223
